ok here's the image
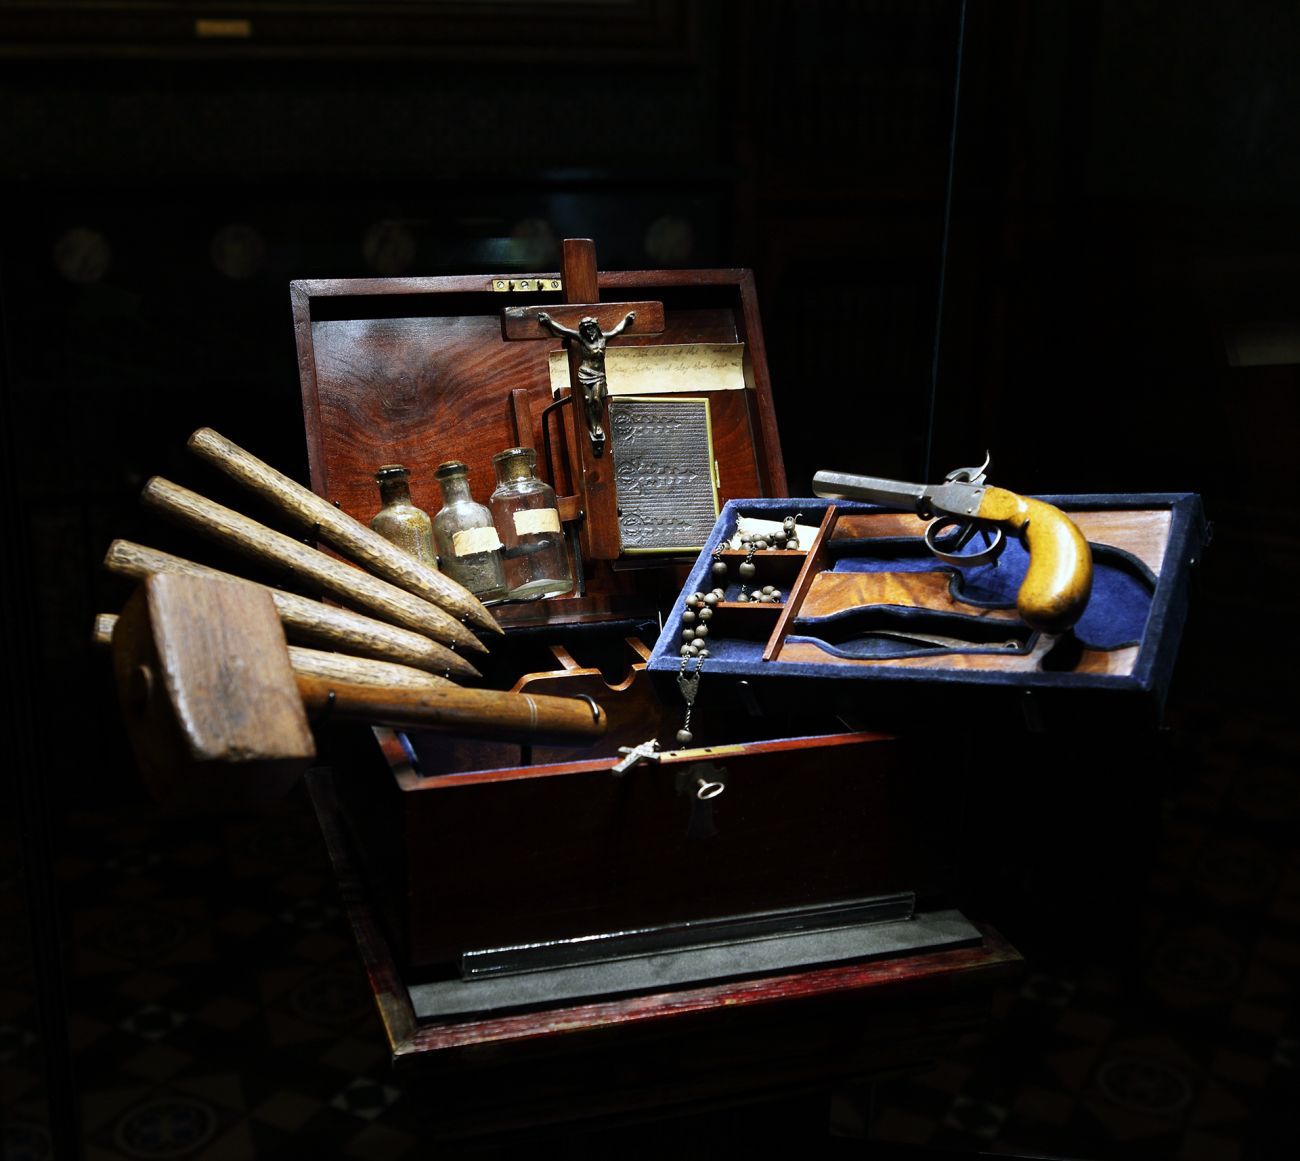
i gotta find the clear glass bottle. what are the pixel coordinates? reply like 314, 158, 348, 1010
489, 447, 574, 601
432, 460, 508, 601
369, 465, 438, 569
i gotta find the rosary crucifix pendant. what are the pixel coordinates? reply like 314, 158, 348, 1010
676, 656, 703, 747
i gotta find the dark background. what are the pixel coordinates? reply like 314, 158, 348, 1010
2, 1, 1298, 1157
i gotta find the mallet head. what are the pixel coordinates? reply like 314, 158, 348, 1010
112, 573, 315, 810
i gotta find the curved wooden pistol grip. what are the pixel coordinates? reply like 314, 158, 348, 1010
976, 487, 1093, 633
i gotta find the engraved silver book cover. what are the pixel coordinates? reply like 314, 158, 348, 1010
610, 397, 719, 553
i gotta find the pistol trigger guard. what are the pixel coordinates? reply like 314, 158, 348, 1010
924, 517, 1005, 567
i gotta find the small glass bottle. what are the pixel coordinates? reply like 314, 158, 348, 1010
432, 460, 508, 601
369, 465, 438, 569
489, 447, 574, 601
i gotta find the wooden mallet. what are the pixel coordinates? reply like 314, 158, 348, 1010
112, 572, 606, 810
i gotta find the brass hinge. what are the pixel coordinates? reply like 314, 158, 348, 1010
489, 277, 562, 293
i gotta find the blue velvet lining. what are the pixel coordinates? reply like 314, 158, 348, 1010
645, 494, 1204, 704
818, 534, 1155, 651
788, 604, 1033, 662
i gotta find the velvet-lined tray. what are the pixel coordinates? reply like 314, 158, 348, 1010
646, 494, 1206, 729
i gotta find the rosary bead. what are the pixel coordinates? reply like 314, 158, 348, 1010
682, 609, 697, 625
712, 560, 728, 578
680, 645, 693, 656
694, 624, 709, 639
738, 561, 756, 579
681, 627, 696, 641
676, 728, 694, 746
703, 592, 720, 607
697, 606, 713, 621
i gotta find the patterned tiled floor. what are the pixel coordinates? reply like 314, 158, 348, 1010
862, 702, 1300, 1160
3, 698, 1298, 1159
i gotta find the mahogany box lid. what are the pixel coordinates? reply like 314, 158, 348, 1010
292, 258, 787, 629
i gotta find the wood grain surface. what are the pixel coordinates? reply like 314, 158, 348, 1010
798, 570, 1022, 622
830, 512, 934, 540
777, 639, 1140, 676
96, 611, 453, 694
294, 674, 607, 746
508, 638, 681, 762
103, 539, 479, 679
500, 300, 665, 340
311, 721, 972, 971
1069, 509, 1172, 575
308, 767, 1020, 1113
141, 477, 486, 654
112, 575, 315, 808
763, 506, 840, 661
187, 427, 499, 635
292, 267, 786, 623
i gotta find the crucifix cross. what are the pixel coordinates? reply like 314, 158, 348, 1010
500, 238, 664, 561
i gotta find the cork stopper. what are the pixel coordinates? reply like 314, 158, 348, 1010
492, 447, 536, 482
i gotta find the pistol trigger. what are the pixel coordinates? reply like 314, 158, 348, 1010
952, 520, 981, 551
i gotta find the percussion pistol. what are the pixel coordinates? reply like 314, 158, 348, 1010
812, 459, 1093, 634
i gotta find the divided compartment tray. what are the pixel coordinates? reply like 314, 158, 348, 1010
646, 493, 1206, 728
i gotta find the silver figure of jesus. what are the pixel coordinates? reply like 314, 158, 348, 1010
536, 310, 636, 457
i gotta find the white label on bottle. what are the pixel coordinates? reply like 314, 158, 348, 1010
451, 526, 503, 556
514, 508, 562, 536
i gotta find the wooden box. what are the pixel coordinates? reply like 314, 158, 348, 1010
292, 253, 966, 980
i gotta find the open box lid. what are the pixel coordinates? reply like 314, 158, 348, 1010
292, 243, 787, 629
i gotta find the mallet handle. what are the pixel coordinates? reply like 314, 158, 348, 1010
294, 674, 606, 745
103, 539, 479, 680
187, 428, 501, 636
142, 477, 488, 654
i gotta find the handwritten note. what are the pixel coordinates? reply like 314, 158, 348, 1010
549, 343, 746, 398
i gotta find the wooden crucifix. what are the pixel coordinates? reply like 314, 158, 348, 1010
500, 238, 664, 561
